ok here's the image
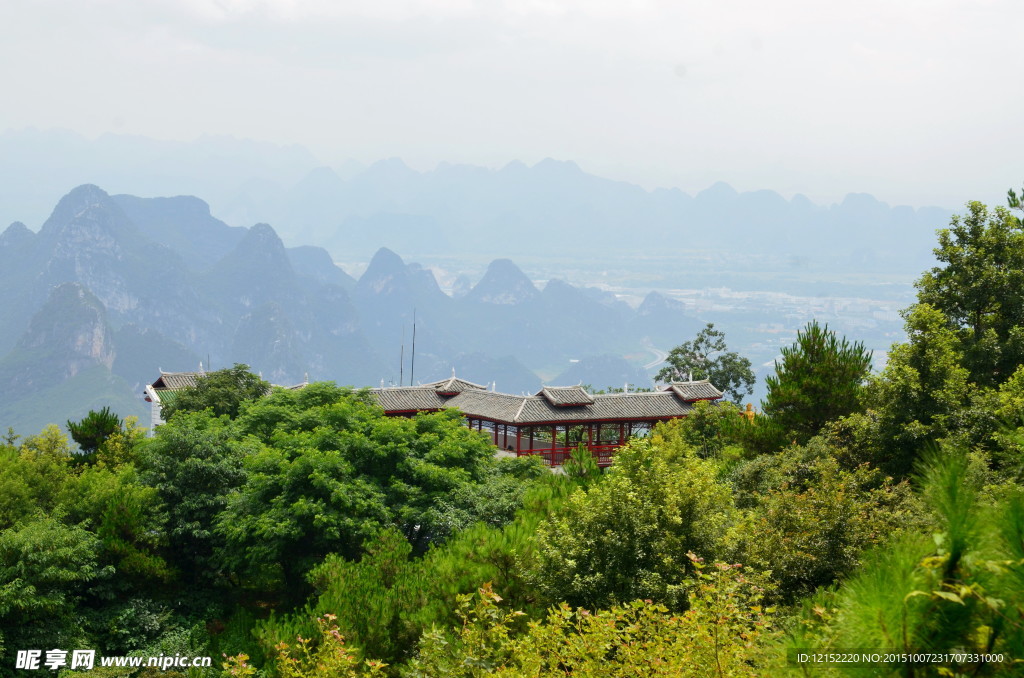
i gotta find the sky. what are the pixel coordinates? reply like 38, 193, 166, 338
1, 0, 1021, 208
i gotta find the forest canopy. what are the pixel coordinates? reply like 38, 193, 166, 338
2, 192, 1024, 677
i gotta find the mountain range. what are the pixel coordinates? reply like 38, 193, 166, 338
0, 130, 950, 274
0, 185, 707, 434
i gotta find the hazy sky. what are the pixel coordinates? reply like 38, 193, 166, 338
1, 0, 1021, 208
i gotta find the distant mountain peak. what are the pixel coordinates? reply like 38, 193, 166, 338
221, 222, 292, 275
696, 181, 738, 201
203, 221, 298, 310
466, 258, 538, 305
637, 290, 686, 316
62, 183, 109, 202
541, 278, 586, 302
364, 246, 406, 275
41, 184, 117, 235
3, 220, 30, 234
840, 192, 886, 209
499, 159, 529, 176
0, 221, 34, 248
354, 247, 409, 297
248, 222, 281, 241
533, 158, 582, 175
351, 247, 446, 317
361, 157, 416, 181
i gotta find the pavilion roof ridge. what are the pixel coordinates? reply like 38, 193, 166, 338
537, 384, 595, 406
378, 383, 438, 390
597, 390, 666, 397
513, 397, 528, 421
665, 380, 723, 401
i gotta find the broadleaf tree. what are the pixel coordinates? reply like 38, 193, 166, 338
655, 323, 755, 405
160, 363, 270, 420
915, 200, 1024, 386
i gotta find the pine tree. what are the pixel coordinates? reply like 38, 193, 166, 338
66, 406, 122, 459
762, 321, 872, 445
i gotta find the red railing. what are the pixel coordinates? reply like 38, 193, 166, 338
516, 444, 618, 468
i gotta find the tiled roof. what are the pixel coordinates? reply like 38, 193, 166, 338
150, 371, 302, 395
514, 391, 695, 423
370, 385, 716, 424
664, 380, 723, 401
152, 371, 201, 390
372, 386, 449, 412
424, 376, 488, 395
446, 389, 527, 422
538, 386, 594, 406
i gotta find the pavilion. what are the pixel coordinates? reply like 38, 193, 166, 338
143, 367, 306, 433
370, 376, 723, 467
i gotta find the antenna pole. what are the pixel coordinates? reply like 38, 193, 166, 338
399, 326, 405, 387
410, 309, 417, 385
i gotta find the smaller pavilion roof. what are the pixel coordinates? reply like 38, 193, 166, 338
423, 376, 488, 395
537, 385, 595, 406
151, 371, 201, 391
662, 380, 723, 401
147, 369, 305, 402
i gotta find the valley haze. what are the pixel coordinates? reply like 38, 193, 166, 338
0, 146, 948, 434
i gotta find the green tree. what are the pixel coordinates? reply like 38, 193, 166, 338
66, 406, 122, 460
735, 452, 915, 604
219, 439, 390, 599
779, 451, 1024, 675
916, 200, 1024, 386
57, 464, 171, 589
657, 400, 745, 459
420, 456, 548, 540
862, 304, 972, 476
762, 321, 872, 446
528, 436, 736, 610
1007, 183, 1024, 223
0, 516, 111, 655
656, 323, 756, 405
161, 363, 270, 420
0, 435, 72, 530
137, 411, 251, 590
255, 528, 431, 667
218, 383, 527, 602
992, 365, 1024, 480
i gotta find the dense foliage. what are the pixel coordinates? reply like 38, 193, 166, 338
762, 320, 872, 446
916, 201, 1024, 386
4, 190, 1024, 677
528, 438, 736, 610
161, 363, 271, 420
